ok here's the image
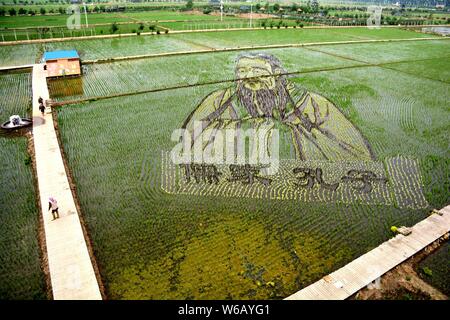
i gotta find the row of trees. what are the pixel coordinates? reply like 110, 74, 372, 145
0, 7, 49, 16
251, 1, 321, 14
5, 0, 109, 4
0, 4, 128, 16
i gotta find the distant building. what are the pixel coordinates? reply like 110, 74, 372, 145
209, 0, 221, 8
240, 5, 250, 12
436, 4, 445, 9
42, 50, 81, 78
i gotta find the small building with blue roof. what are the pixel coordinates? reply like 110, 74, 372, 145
42, 50, 81, 78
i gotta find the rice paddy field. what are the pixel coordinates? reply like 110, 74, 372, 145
0, 72, 47, 299
50, 28, 449, 299
0, 11, 251, 41
0, 11, 239, 29
0, 25, 448, 300
417, 242, 449, 296
0, 27, 438, 68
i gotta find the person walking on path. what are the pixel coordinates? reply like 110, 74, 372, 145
48, 196, 60, 220
39, 102, 45, 116
38, 96, 43, 105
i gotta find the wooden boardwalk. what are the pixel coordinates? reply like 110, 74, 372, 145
32, 64, 102, 300
286, 206, 450, 300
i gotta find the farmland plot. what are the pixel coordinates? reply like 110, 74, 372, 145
417, 242, 450, 296
47, 46, 363, 101
0, 73, 47, 299
56, 48, 448, 298
168, 28, 437, 50
42, 35, 198, 61
311, 39, 450, 64
0, 27, 438, 69
386, 57, 450, 83
0, 44, 41, 68
292, 65, 449, 207
47, 39, 447, 103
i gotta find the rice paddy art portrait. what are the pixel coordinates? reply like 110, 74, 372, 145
164, 54, 429, 210
1, 4, 448, 302
180, 53, 375, 163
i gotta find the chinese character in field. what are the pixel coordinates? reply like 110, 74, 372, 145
181, 53, 375, 162
180, 163, 222, 184
341, 170, 387, 193
293, 167, 339, 191
228, 164, 272, 186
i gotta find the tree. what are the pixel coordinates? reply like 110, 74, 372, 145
28, 10, 35, 16
186, 0, 193, 11
0, 8, 5, 16
311, 0, 319, 14
110, 22, 119, 34
40, 7, 46, 15
138, 23, 144, 31
58, 7, 64, 14
273, 3, 280, 12
8, 8, 17, 16
291, 3, 298, 12
18, 8, 27, 15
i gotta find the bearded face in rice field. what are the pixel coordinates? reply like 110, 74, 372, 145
181, 53, 375, 162
235, 56, 289, 119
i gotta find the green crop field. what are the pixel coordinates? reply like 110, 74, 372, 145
0, 20, 448, 300
0, 72, 47, 299
0, 10, 251, 41
0, 13, 132, 29
46, 39, 449, 103
53, 35, 449, 299
0, 27, 440, 68
417, 242, 450, 296
47, 46, 364, 102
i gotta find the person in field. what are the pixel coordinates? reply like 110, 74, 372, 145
182, 53, 374, 161
48, 197, 59, 221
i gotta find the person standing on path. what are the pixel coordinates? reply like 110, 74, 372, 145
48, 197, 60, 220
39, 102, 45, 116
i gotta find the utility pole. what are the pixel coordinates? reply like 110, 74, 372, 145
220, 0, 223, 22
250, 2, 253, 28
83, 2, 89, 28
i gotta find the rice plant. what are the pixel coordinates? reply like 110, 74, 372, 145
0, 72, 47, 299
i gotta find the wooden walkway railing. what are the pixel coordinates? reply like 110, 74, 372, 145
286, 205, 450, 300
